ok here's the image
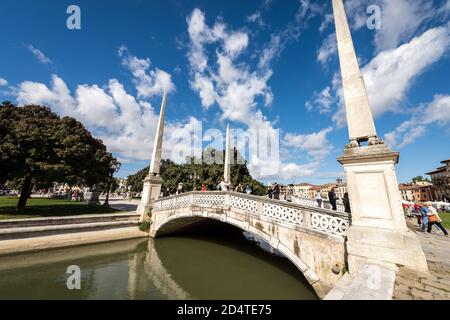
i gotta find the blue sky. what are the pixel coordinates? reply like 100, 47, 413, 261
0, 0, 449, 184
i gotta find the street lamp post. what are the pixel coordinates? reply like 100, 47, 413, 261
104, 162, 121, 207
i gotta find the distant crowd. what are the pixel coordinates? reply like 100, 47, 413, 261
162, 177, 253, 197
403, 202, 448, 236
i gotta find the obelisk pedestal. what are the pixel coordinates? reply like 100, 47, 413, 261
337, 146, 428, 273
138, 174, 163, 222
332, 0, 428, 273
137, 93, 167, 222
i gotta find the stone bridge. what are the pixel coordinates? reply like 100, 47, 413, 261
149, 191, 351, 298
139, 0, 429, 300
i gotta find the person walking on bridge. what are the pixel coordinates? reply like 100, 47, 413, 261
218, 177, 230, 191
176, 182, 184, 195
267, 185, 273, 199
286, 184, 294, 202
234, 183, 243, 193
328, 188, 337, 211
163, 187, 171, 197
315, 191, 323, 208
273, 183, 280, 200
343, 192, 351, 214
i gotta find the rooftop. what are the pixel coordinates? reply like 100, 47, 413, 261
426, 166, 447, 175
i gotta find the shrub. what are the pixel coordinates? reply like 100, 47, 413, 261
139, 221, 151, 232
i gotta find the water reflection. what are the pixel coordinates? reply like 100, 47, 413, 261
0, 225, 317, 300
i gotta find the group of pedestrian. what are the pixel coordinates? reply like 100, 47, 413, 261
267, 183, 280, 200
71, 190, 84, 201
417, 202, 448, 236
161, 177, 255, 197
162, 182, 184, 197
217, 179, 253, 194
314, 189, 351, 213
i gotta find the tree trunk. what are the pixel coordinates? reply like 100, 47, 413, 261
17, 176, 32, 211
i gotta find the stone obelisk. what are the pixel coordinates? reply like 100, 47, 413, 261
224, 124, 231, 182
137, 92, 167, 222
332, 0, 428, 273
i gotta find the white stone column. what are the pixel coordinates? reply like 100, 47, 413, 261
149, 92, 167, 175
332, 0, 377, 146
332, 0, 428, 273
224, 124, 231, 182
137, 93, 167, 222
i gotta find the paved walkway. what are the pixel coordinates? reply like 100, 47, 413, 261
109, 199, 139, 212
393, 219, 450, 300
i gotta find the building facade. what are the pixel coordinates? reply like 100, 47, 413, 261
292, 183, 314, 198
426, 159, 450, 202
398, 183, 436, 202
290, 182, 348, 200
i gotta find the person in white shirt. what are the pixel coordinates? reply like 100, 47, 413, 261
315, 192, 323, 208
427, 203, 448, 236
218, 178, 230, 191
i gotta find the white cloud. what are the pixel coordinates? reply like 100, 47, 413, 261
15, 73, 198, 162
191, 73, 216, 108
186, 8, 273, 125
305, 86, 335, 114
344, 0, 369, 31
277, 162, 318, 181
444, 0, 450, 13
384, 95, 450, 149
14, 46, 200, 164
363, 26, 450, 118
311, 25, 450, 128
185, 6, 338, 181
317, 32, 337, 65
75, 84, 117, 127
16, 75, 76, 116
374, 0, 434, 52
258, 35, 281, 69
247, 12, 264, 26
284, 127, 334, 160
342, 0, 438, 52
319, 13, 333, 33
119, 46, 175, 98
27, 45, 53, 65
224, 32, 248, 57
0, 78, 8, 86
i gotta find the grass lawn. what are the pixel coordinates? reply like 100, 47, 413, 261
0, 197, 122, 220
439, 212, 450, 229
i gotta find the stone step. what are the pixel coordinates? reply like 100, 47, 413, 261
0, 220, 140, 240
0, 212, 140, 229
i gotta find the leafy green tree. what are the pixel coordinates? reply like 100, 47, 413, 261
127, 148, 265, 196
0, 102, 118, 210
412, 176, 430, 184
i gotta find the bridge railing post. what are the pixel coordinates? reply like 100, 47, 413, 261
224, 193, 230, 208
256, 198, 263, 217
189, 193, 195, 207
303, 210, 311, 228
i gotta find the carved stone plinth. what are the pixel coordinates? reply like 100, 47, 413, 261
137, 174, 163, 222
338, 145, 428, 273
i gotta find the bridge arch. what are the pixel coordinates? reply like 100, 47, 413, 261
150, 192, 350, 298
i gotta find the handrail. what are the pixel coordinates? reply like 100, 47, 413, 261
291, 194, 346, 213
152, 191, 350, 237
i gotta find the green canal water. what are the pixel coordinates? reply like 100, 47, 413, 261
0, 225, 318, 300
